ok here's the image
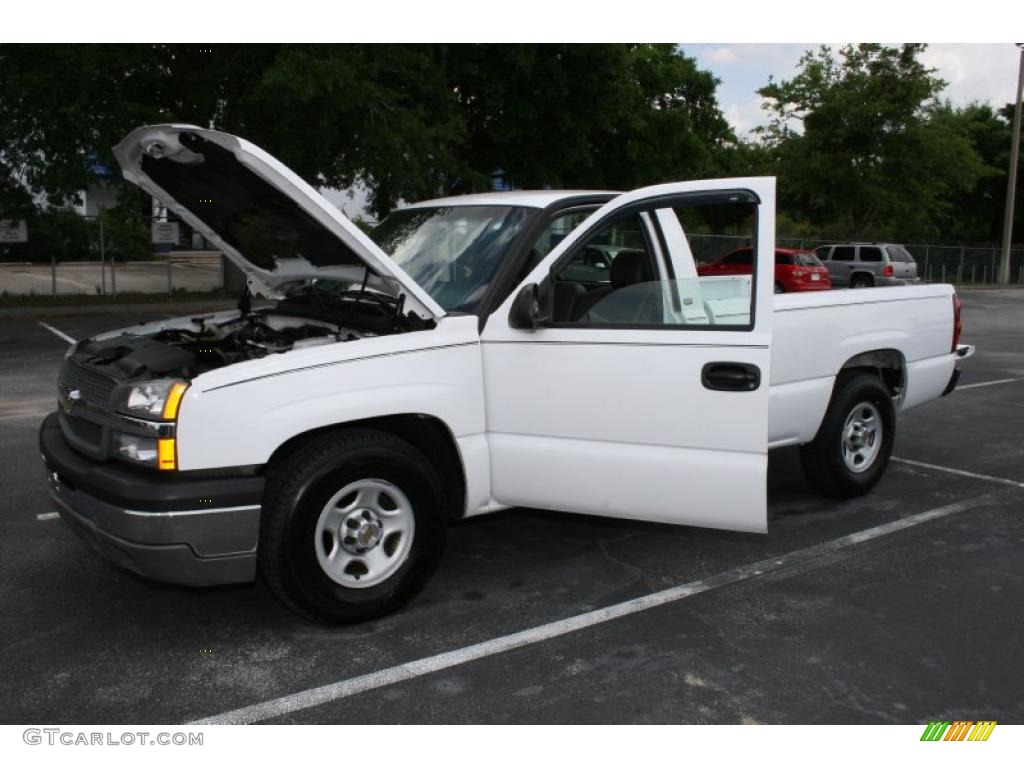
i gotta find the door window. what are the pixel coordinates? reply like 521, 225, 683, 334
859, 246, 884, 262
550, 197, 757, 329
550, 213, 658, 323
832, 246, 855, 261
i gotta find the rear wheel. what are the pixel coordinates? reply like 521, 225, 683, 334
774, 281, 784, 294
800, 372, 895, 499
259, 429, 448, 623
850, 274, 873, 289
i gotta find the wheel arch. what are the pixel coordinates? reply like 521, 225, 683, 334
800, 348, 906, 445
799, 363, 897, 499
838, 348, 906, 399
849, 270, 875, 286
266, 413, 467, 520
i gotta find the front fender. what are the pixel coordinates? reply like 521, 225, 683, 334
175, 320, 484, 471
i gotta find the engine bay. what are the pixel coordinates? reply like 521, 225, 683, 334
153, 313, 359, 372
67, 311, 365, 385
62, 276, 437, 390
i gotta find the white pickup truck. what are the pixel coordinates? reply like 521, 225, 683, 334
40, 126, 973, 622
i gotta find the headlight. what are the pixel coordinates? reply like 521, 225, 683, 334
111, 432, 177, 471
109, 379, 186, 471
112, 379, 188, 420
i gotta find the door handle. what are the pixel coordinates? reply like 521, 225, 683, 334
701, 362, 761, 392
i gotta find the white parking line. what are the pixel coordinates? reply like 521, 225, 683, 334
956, 377, 1023, 391
892, 457, 1024, 489
37, 322, 76, 345
36, 512, 60, 521
190, 491, 1005, 725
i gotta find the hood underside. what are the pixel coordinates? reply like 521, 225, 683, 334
113, 125, 443, 320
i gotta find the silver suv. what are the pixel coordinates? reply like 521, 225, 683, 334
813, 243, 919, 288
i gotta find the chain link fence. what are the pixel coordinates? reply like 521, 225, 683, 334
0, 213, 229, 300
3, 212, 1024, 303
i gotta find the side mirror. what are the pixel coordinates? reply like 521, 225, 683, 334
508, 282, 550, 331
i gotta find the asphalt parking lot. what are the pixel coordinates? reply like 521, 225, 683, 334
1, 288, 1022, 725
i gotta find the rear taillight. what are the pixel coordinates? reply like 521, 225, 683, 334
952, 293, 962, 352
882, 264, 894, 277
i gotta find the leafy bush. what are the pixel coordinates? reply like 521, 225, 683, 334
0, 209, 97, 263
99, 205, 150, 262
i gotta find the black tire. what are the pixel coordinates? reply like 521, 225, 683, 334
259, 429, 448, 624
850, 274, 873, 289
774, 282, 784, 294
800, 372, 895, 499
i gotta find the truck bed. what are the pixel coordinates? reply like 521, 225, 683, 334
768, 283, 958, 448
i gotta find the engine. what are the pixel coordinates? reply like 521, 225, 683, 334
66, 311, 365, 387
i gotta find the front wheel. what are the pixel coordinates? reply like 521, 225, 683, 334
774, 282, 784, 294
259, 429, 448, 623
800, 373, 895, 499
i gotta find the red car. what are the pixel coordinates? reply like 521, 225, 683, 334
698, 247, 832, 293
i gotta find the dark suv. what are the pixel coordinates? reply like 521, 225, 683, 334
813, 243, 919, 288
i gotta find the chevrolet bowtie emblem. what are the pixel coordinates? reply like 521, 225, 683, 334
61, 388, 81, 414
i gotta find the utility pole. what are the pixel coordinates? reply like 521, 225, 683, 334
999, 44, 1024, 284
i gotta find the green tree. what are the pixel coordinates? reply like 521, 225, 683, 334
929, 102, 1022, 243
243, 45, 471, 217
444, 44, 733, 195
99, 187, 152, 262
20, 209, 96, 262
0, 44, 732, 220
757, 44, 986, 240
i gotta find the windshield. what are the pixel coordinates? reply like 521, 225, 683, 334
370, 205, 535, 313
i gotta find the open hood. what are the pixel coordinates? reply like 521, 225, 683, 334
113, 124, 444, 320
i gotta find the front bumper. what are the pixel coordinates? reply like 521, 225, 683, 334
39, 412, 262, 586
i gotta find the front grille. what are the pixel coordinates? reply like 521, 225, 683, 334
59, 358, 117, 408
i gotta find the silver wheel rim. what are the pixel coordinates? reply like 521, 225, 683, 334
842, 401, 883, 473
314, 479, 415, 589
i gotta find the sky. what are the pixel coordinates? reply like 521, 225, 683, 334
687, 43, 1023, 136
